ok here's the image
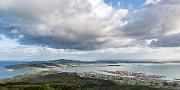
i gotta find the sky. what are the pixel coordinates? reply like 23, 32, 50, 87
0, 0, 180, 61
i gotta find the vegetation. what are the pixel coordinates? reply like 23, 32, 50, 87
0, 73, 178, 90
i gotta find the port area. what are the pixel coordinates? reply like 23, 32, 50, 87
78, 70, 180, 89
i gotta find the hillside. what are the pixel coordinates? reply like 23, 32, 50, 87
0, 72, 178, 90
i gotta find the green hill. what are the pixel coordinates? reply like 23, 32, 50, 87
0, 72, 178, 90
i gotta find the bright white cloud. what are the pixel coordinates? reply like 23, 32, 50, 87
1, 41, 180, 61
0, 0, 130, 50
121, 0, 180, 47
0, 35, 19, 48
0, 0, 180, 61
145, 0, 161, 5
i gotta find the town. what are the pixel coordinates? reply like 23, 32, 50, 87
78, 70, 180, 89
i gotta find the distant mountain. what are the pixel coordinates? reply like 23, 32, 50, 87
48, 59, 163, 64
5, 59, 165, 69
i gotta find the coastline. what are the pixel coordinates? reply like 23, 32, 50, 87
1, 61, 180, 89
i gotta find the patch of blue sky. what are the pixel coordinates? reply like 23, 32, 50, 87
104, 0, 146, 10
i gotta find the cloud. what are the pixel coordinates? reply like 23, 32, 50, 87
0, 0, 180, 52
0, 0, 131, 50
1, 42, 180, 61
0, 36, 2, 40
121, 0, 180, 47
145, 0, 161, 5
0, 33, 180, 61
151, 33, 180, 47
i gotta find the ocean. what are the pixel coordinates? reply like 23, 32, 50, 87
0, 61, 34, 79
0, 61, 180, 80
56, 63, 180, 80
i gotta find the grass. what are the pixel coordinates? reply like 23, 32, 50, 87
0, 73, 178, 90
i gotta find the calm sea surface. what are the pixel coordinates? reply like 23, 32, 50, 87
0, 61, 180, 80
0, 61, 34, 79
57, 63, 180, 80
